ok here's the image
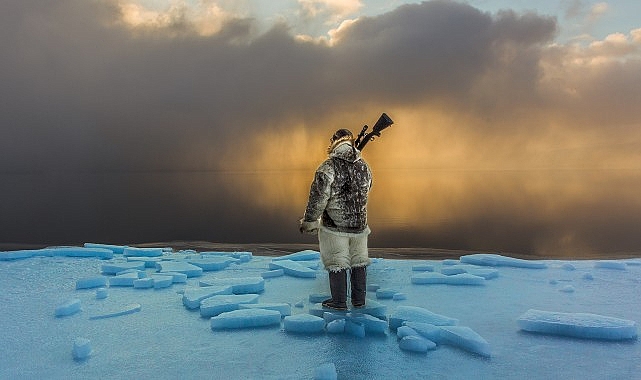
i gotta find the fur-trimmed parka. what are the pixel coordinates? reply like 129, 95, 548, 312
302, 139, 372, 235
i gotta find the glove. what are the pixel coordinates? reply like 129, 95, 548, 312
299, 218, 320, 235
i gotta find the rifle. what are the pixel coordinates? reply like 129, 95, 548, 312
354, 113, 394, 151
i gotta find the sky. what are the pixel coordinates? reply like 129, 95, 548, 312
1, 0, 640, 253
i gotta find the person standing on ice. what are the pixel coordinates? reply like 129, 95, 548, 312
299, 128, 372, 310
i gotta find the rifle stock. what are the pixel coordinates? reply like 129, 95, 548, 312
355, 113, 394, 151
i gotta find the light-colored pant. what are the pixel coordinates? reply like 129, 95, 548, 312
318, 228, 370, 272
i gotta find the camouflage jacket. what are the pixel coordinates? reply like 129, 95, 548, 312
303, 141, 372, 234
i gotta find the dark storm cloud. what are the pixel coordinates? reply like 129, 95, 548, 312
0, 0, 558, 173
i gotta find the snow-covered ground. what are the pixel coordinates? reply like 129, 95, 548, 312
1, 245, 639, 379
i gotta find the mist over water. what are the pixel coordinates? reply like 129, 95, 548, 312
2, 169, 640, 258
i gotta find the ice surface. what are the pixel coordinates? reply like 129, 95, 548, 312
1, 247, 115, 260
210, 309, 282, 329
283, 314, 326, 334
375, 288, 397, 299
2, 245, 640, 379
517, 309, 638, 340
109, 272, 142, 287
268, 259, 317, 278
133, 277, 154, 289
460, 253, 547, 269
199, 294, 260, 318
412, 264, 434, 272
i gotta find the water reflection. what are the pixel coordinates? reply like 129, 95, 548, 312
234, 168, 641, 257
1, 169, 640, 258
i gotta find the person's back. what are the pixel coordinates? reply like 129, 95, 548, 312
300, 128, 372, 310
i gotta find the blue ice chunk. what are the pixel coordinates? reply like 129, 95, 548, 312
133, 278, 154, 289
201, 251, 253, 262
594, 261, 627, 270
108, 272, 140, 287
156, 261, 203, 277
160, 271, 188, 283
399, 335, 436, 353
238, 302, 292, 317
76, 276, 108, 290
210, 309, 281, 329
559, 285, 575, 293
55, 298, 81, 317
411, 272, 485, 285
187, 256, 236, 271
393, 293, 407, 301
95, 288, 108, 299
269, 260, 317, 278
412, 264, 434, 272
517, 309, 638, 340
199, 294, 260, 318
200, 277, 265, 294
309, 300, 387, 319
283, 314, 325, 334
0, 249, 38, 260
467, 268, 499, 280
89, 303, 142, 320
376, 288, 397, 299
441, 266, 467, 275
396, 325, 420, 339
345, 320, 365, 338
442, 259, 460, 265
582, 273, 594, 280
151, 274, 173, 289
348, 313, 388, 335
313, 363, 337, 380
182, 286, 234, 309
84, 243, 128, 254
72, 337, 92, 360
50, 247, 114, 259
460, 253, 547, 269
261, 269, 284, 278
123, 247, 164, 257
389, 306, 458, 330
309, 294, 329, 303
101, 261, 145, 275
126, 256, 162, 268
239, 302, 292, 317
115, 268, 146, 277
626, 260, 641, 266
367, 284, 381, 291
403, 322, 444, 342
561, 263, 576, 271
326, 319, 346, 333
295, 300, 305, 308
272, 250, 320, 261
440, 325, 491, 357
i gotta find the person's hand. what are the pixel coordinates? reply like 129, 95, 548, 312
299, 219, 319, 235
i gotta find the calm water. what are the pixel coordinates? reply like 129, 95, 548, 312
2, 169, 640, 258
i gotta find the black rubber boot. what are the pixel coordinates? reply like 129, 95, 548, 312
322, 269, 348, 311
350, 266, 367, 308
